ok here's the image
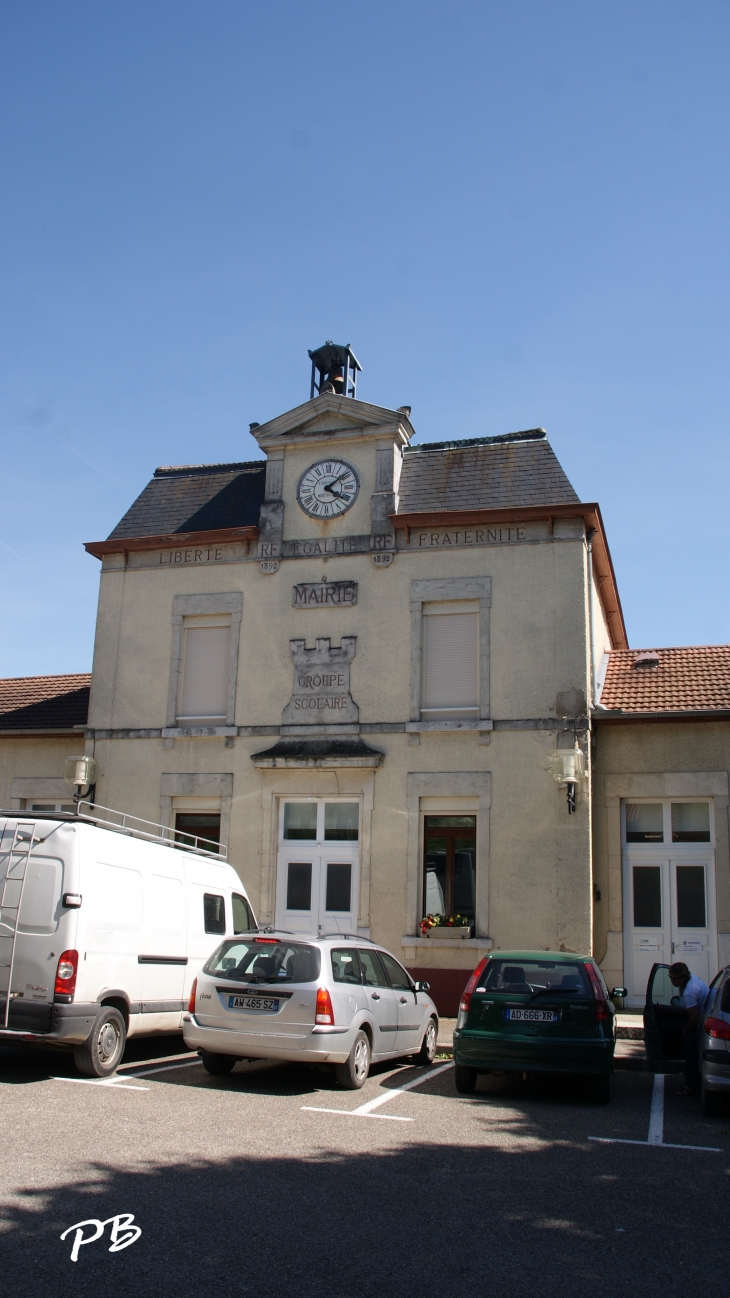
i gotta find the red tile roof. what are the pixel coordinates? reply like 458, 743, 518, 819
0, 674, 91, 731
599, 647, 730, 714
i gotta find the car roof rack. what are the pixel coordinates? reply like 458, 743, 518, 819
318, 932, 376, 943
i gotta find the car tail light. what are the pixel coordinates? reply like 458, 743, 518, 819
585, 961, 611, 1021
703, 1016, 730, 1040
54, 950, 78, 998
459, 957, 490, 1014
316, 987, 334, 1025
255, 937, 278, 944
187, 978, 197, 1015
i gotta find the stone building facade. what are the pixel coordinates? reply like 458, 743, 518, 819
0, 364, 630, 1012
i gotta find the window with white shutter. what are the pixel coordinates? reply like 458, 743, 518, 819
422, 601, 479, 719
178, 616, 231, 721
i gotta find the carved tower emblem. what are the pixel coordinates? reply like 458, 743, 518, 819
281, 637, 358, 725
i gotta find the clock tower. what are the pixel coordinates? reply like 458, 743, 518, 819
252, 341, 413, 574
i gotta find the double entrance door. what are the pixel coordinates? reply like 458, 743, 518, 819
623, 852, 717, 1006
275, 799, 360, 936
621, 799, 717, 1006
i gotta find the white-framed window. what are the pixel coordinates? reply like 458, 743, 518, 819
166, 592, 242, 728
410, 577, 491, 726
622, 799, 713, 846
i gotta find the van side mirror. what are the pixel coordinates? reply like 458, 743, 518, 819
414, 980, 430, 993
611, 987, 627, 999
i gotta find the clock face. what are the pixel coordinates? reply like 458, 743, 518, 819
297, 459, 360, 519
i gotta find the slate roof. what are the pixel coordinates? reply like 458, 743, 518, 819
103, 428, 578, 543
107, 462, 266, 540
0, 674, 91, 731
397, 431, 579, 514
599, 647, 730, 714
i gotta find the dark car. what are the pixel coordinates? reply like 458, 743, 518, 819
452, 950, 625, 1103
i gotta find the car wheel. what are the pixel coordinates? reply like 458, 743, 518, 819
335, 1030, 371, 1090
701, 1080, 724, 1116
454, 1064, 477, 1094
414, 1017, 438, 1066
201, 1051, 237, 1076
590, 1073, 611, 1104
74, 1006, 126, 1078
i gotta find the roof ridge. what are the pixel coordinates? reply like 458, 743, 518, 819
0, 672, 91, 685
610, 644, 730, 654
153, 461, 265, 477
405, 430, 547, 455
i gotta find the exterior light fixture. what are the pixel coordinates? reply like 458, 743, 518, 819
63, 755, 98, 812
551, 745, 585, 815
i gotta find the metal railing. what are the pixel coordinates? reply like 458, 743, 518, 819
76, 801, 226, 860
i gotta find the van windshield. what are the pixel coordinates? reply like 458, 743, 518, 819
481, 959, 591, 997
204, 939, 321, 984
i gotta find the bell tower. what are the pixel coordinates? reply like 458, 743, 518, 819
308, 341, 361, 400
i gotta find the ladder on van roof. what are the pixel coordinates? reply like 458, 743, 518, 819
0, 821, 38, 1029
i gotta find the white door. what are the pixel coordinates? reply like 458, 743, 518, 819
275, 800, 360, 936
622, 799, 717, 1007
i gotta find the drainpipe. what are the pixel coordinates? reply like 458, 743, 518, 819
586, 527, 597, 708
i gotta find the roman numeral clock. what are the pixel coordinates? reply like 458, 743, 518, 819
297, 459, 360, 519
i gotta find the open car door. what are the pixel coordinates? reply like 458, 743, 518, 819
643, 963, 686, 1063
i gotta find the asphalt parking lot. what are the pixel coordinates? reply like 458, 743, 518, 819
0, 1035, 728, 1298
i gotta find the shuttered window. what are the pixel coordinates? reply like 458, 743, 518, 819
422, 602, 479, 717
178, 618, 231, 720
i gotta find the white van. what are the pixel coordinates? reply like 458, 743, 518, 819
0, 808, 256, 1076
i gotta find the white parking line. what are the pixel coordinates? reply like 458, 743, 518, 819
589, 1073, 722, 1153
51, 1058, 202, 1092
125, 1060, 202, 1078
302, 1061, 454, 1121
51, 1077, 149, 1092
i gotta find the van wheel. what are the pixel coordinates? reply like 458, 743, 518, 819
414, 1017, 438, 1066
590, 1073, 612, 1104
701, 1080, 724, 1116
335, 1030, 370, 1089
201, 1052, 237, 1076
454, 1064, 477, 1094
74, 1007, 126, 1078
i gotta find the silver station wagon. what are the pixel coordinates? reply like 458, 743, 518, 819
183, 932, 439, 1088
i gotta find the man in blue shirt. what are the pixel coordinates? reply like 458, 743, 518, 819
668, 962, 711, 1095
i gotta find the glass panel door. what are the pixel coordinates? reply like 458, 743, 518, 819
623, 851, 716, 1004
275, 800, 359, 935
670, 861, 710, 983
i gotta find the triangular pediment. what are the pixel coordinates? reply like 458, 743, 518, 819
251, 392, 414, 450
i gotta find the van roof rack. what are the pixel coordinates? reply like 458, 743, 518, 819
1, 802, 226, 861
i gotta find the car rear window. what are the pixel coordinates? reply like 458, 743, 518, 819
480, 959, 591, 996
721, 979, 730, 1015
204, 939, 321, 983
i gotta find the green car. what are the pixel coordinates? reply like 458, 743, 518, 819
452, 951, 625, 1104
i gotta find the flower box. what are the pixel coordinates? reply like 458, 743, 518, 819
425, 926, 471, 939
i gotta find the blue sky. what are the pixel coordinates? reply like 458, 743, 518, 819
1, 1, 729, 675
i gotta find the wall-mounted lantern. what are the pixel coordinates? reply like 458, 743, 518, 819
551, 745, 585, 815
63, 755, 98, 812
